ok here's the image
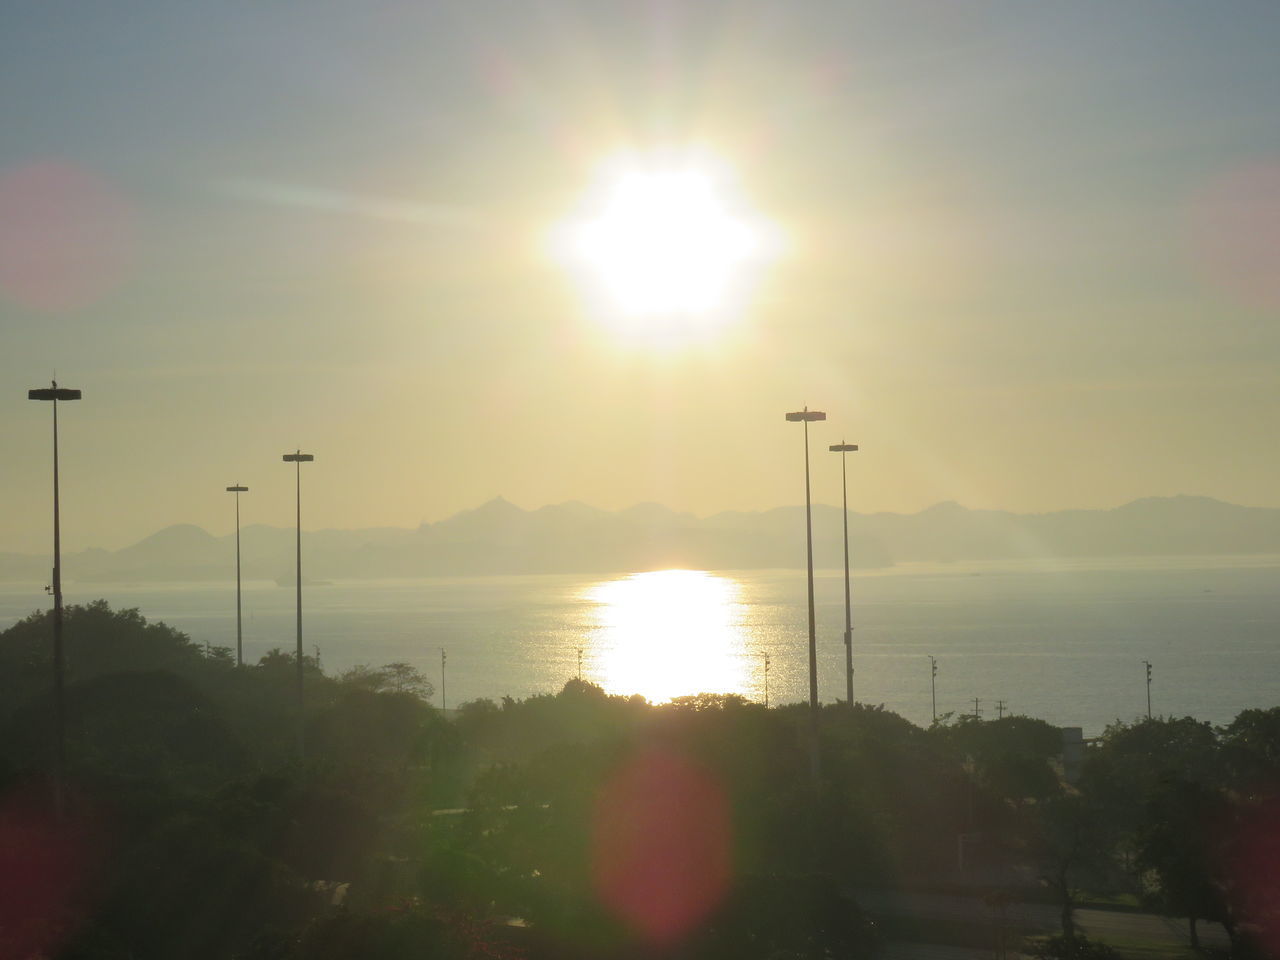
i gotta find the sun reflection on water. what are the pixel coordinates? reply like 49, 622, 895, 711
585, 570, 751, 703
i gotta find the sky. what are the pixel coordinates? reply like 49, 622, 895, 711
2, 1, 1279, 553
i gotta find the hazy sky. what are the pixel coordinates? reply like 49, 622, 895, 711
3, 1, 1279, 552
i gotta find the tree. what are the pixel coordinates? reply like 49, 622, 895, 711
1134, 777, 1231, 949
0, 601, 220, 707
1218, 707, 1280, 800
1080, 717, 1219, 843
338, 662, 434, 701
1028, 794, 1118, 941
934, 714, 1064, 803
308, 686, 440, 782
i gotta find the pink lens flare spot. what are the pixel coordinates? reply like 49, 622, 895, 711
0, 787, 97, 958
1224, 795, 1280, 958
592, 747, 732, 945
1187, 161, 1280, 311
0, 160, 133, 312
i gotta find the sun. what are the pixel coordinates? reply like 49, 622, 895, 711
554, 152, 778, 337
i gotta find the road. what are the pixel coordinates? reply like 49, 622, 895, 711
860, 888, 1231, 956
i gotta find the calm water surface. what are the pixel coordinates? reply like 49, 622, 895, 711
2, 556, 1277, 737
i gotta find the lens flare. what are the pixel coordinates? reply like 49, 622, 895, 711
592, 747, 732, 944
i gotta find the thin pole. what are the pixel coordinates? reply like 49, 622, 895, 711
1143, 660, 1152, 719
971, 697, 982, 719
51, 391, 66, 809
441, 647, 447, 712
929, 655, 937, 723
234, 489, 243, 667
803, 415, 819, 783
840, 446, 853, 704
295, 459, 303, 756
764, 652, 770, 708
996, 699, 1006, 720
577, 647, 582, 681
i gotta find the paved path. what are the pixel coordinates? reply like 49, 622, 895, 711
881, 941, 1024, 960
859, 888, 1230, 954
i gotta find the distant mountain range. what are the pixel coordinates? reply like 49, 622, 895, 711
2, 495, 1278, 583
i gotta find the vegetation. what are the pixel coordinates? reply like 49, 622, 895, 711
0, 601, 1277, 958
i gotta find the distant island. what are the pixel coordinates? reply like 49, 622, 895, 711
2, 494, 1278, 584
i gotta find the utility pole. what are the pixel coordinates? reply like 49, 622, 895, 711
763, 652, 771, 708
971, 697, 982, 719
929, 656, 938, 723
995, 699, 1006, 720
829, 440, 858, 704
441, 647, 447, 713
1142, 660, 1152, 719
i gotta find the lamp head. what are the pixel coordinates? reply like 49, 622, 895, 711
28, 387, 81, 401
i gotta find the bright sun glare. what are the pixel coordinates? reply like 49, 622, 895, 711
587, 569, 751, 703
555, 153, 778, 337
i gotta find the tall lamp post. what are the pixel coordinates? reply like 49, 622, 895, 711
786, 407, 826, 783
28, 380, 81, 808
829, 441, 858, 704
225, 484, 249, 666
282, 451, 313, 755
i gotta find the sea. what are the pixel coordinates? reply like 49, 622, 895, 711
1, 556, 1277, 738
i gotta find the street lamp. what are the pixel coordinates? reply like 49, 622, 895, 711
282, 450, 314, 755
28, 379, 81, 807
786, 406, 825, 782
829, 441, 858, 704
225, 484, 249, 666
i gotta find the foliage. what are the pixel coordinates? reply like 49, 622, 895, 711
338, 662, 434, 701
697, 873, 882, 960
281, 905, 523, 960
1080, 717, 1219, 837
1028, 794, 1120, 940
1218, 707, 1280, 800
934, 713, 1065, 802
1134, 777, 1232, 946
0, 601, 217, 705
2, 599, 1277, 959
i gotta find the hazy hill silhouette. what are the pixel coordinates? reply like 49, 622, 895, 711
3, 495, 1278, 583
